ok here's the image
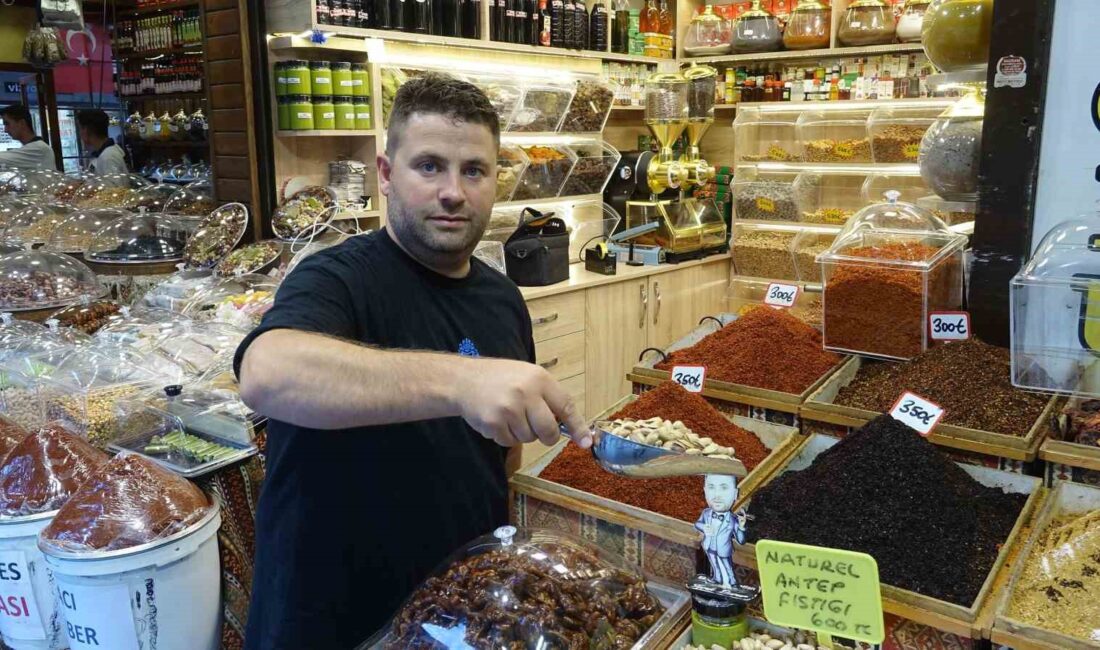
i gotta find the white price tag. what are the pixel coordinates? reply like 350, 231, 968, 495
929, 311, 970, 341
57, 583, 139, 650
0, 551, 45, 641
890, 391, 945, 436
764, 282, 800, 308
671, 365, 706, 393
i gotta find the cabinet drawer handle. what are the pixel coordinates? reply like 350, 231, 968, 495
653, 281, 661, 325
639, 284, 648, 329
539, 357, 560, 370
533, 312, 559, 326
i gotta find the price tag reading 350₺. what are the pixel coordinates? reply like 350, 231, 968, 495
929, 311, 970, 341
764, 283, 800, 308
671, 365, 706, 393
890, 391, 945, 436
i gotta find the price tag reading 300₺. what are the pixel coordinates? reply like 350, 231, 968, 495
764, 283, 800, 308
929, 311, 970, 341
671, 365, 706, 393
890, 391, 945, 436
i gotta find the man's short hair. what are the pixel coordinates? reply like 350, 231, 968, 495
385, 73, 500, 157
76, 109, 110, 138
0, 105, 33, 127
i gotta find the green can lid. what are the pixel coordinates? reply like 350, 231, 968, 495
289, 94, 313, 102
332, 61, 352, 70
310, 60, 332, 69
351, 62, 368, 71
287, 59, 308, 67
690, 592, 746, 619
353, 96, 370, 104
334, 95, 354, 103
313, 96, 335, 104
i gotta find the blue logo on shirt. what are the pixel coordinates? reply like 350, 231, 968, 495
458, 338, 480, 357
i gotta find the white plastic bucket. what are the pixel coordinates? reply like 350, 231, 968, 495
0, 511, 64, 650
39, 502, 222, 650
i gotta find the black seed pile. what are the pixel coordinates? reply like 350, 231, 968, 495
746, 415, 1028, 606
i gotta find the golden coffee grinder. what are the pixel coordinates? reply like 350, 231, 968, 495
625, 65, 728, 262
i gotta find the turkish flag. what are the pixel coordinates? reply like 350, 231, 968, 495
53, 23, 116, 99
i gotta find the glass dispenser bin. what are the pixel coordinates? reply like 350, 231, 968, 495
733, 106, 799, 164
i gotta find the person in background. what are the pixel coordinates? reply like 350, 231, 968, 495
76, 109, 128, 176
0, 104, 57, 171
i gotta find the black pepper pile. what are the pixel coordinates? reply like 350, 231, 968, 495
834, 338, 1049, 436
746, 415, 1027, 606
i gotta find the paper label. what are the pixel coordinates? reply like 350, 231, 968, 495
994, 55, 1027, 89
340, 80, 355, 87
929, 311, 970, 341
849, 20, 862, 27
296, 112, 311, 119
314, 76, 331, 84
903, 142, 920, 159
671, 365, 706, 392
764, 282, 800, 308
835, 142, 854, 158
323, 112, 335, 119
353, 79, 364, 86
357, 112, 370, 119
57, 583, 139, 650
743, 28, 754, 35
285, 76, 301, 84
889, 391, 945, 435
343, 112, 356, 121
756, 197, 776, 212
757, 540, 885, 644
0, 551, 45, 640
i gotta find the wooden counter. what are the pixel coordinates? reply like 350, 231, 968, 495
517, 252, 731, 302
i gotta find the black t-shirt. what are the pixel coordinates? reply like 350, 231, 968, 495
234, 229, 534, 650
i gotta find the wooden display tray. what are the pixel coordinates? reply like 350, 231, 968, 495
1040, 396, 1100, 477
733, 434, 1045, 640
992, 481, 1100, 650
800, 356, 1057, 462
628, 315, 847, 415
83, 259, 182, 277
510, 395, 804, 548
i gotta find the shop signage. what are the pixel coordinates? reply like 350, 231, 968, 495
671, 365, 706, 392
56, 582, 139, 650
764, 282, 800, 308
2, 83, 19, 94
889, 391, 945, 435
0, 551, 45, 641
994, 55, 1027, 89
929, 311, 970, 341
756, 539, 885, 644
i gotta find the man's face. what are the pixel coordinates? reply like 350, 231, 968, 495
77, 125, 90, 147
1, 116, 22, 140
379, 112, 497, 269
704, 475, 738, 513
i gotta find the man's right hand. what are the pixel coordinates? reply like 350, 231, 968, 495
457, 357, 592, 450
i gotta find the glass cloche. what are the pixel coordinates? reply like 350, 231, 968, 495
0, 203, 74, 247
0, 196, 32, 226
837, 0, 896, 46
123, 183, 179, 213
45, 208, 127, 254
922, 0, 994, 73
182, 203, 249, 270
163, 180, 217, 216
182, 273, 278, 330
0, 250, 103, 311
365, 526, 681, 649
919, 90, 984, 202
83, 213, 189, 264
731, 0, 782, 54
784, 0, 831, 50
72, 174, 149, 209
0, 169, 64, 199
683, 5, 730, 57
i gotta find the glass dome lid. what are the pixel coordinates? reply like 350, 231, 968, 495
84, 213, 188, 264
1015, 220, 1100, 284
0, 195, 32, 225
71, 175, 141, 209
837, 190, 951, 239
0, 250, 104, 311
181, 273, 278, 330
45, 208, 127, 254
0, 169, 65, 198
123, 183, 178, 213
163, 179, 217, 216
0, 203, 74, 246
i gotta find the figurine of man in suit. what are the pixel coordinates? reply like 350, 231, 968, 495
695, 474, 749, 587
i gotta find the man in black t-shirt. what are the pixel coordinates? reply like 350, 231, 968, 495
234, 74, 591, 649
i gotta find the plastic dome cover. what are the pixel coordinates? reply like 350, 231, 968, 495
149, 321, 247, 379
0, 203, 73, 246
0, 195, 32, 225
373, 526, 669, 649
182, 273, 277, 330
0, 415, 29, 460
0, 250, 103, 311
163, 179, 218, 216
45, 207, 127, 254
49, 297, 124, 335
0, 422, 109, 517
217, 240, 283, 277
84, 212, 188, 263
272, 195, 335, 241
123, 182, 178, 212
72, 173, 149, 209
94, 306, 192, 349
0, 169, 64, 198
137, 266, 216, 313
836, 190, 951, 240
183, 202, 249, 270
0, 312, 46, 346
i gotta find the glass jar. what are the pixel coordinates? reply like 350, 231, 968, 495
275, 61, 288, 97
124, 112, 143, 139
141, 111, 157, 140
289, 96, 315, 130
783, 0, 831, 50
334, 96, 356, 130
923, 0, 994, 72
837, 0, 896, 46
683, 5, 729, 56
332, 61, 354, 95
189, 109, 208, 141
171, 109, 189, 141
350, 63, 369, 98
158, 112, 173, 141
691, 595, 749, 648
354, 97, 372, 130
731, 0, 782, 53
313, 96, 336, 130
284, 60, 311, 95
310, 60, 333, 96
896, 0, 930, 42
277, 96, 291, 131
918, 90, 984, 201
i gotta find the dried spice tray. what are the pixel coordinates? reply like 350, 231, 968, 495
628, 314, 847, 420
735, 433, 1045, 640
800, 356, 1057, 463
992, 481, 1100, 650
1041, 396, 1100, 485
509, 394, 802, 579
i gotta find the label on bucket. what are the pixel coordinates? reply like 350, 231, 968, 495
57, 583, 139, 650
0, 550, 45, 640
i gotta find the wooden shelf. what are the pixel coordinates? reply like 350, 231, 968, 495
121, 91, 206, 101
275, 129, 379, 137
120, 1, 201, 16
687, 43, 925, 65
494, 194, 602, 210
115, 43, 203, 60
126, 139, 209, 148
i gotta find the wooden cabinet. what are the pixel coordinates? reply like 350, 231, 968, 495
584, 279, 650, 419
694, 257, 733, 318
648, 268, 703, 350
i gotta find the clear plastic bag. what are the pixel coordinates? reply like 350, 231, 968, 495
0, 422, 108, 517
39, 451, 211, 553
0, 414, 29, 458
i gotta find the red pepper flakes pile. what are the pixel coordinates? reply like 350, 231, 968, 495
655, 306, 841, 394
538, 382, 769, 522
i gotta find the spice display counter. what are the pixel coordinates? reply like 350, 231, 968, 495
1042, 397, 1100, 486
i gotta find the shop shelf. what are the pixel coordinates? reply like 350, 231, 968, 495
274, 129, 376, 137
731, 166, 802, 223
122, 0, 201, 16
685, 42, 924, 65
114, 43, 203, 60
559, 142, 620, 197
795, 107, 875, 163
121, 91, 207, 101
868, 104, 943, 164
733, 106, 799, 164
731, 222, 802, 281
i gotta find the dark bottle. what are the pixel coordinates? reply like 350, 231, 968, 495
355, 0, 371, 27
430, 0, 442, 34
539, 0, 551, 45
527, 0, 539, 44
390, 0, 405, 29
612, 0, 628, 53
492, 0, 505, 40
442, 0, 461, 35
375, 0, 391, 28
550, 0, 564, 46
589, 0, 606, 51
412, 0, 430, 32
462, 0, 481, 37
317, 0, 333, 24
331, 0, 347, 26
562, 0, 575, 47
573, 0, 587, 49
513, 0, 526, 43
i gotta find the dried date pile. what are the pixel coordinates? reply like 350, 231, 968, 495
384, 542, 664, 649
747, 415, 1028, 606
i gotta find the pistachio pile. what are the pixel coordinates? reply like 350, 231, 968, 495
685, 629, 828, 650
600, 417, 738, 459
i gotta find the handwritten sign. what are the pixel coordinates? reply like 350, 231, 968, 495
764, 283, 800, 308
890, 391, 945, 436
0, 551, 45, 641
56, 583, 139, 650
929, 311, 971, 341
757, 540, 884, 644
671, 366, 706, 393
756, 197, 776, 213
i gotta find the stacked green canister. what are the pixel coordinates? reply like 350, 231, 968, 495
274, 59, 371, 131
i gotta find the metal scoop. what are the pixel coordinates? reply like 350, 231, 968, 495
560, 424, 748, 479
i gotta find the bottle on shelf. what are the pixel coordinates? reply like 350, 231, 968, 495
464, 0, 481, 37
573, 0, 588, 49
412, 0, 430, 33
589, 0, 607, 51
513, 0, 527, 44
640, 0, 657, 33
550, 0, 565, 46
562, 0, 576, 47
374, 0, 392, 28
611, 0, 628, 53
317, 0, 333, 24
656, 0, 672, 36
539, 0, 551, 45
527, 0, 539, 45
